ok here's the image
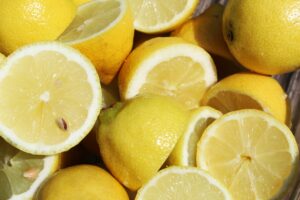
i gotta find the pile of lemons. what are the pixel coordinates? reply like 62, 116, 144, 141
0, 0, 299, 200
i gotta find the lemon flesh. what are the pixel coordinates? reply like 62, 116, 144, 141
135, 166, 232, 200
197, 110, 299, 200
0, 43, 101, 155
0, 138, 60, 200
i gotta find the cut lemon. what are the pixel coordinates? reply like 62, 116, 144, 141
197, 109, 299, 200
0, 43, 101, 155
202, 73, 289, 124
73, 0, 90, 6
119, 37, 217, 109
0, 138, 61, 200
168, 106, 222, 166
0, 53, 5, 65
128, 0, 199, 33
58, 0, 134, 84
135, 166, 232, 200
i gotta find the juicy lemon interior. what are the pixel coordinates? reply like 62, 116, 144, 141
130, 0, 187, 27
59, 0, 121, 42
200, 116, 294, 199
139, 56, 206, 109
0, 51, 93, 145
206, 91, 264, 113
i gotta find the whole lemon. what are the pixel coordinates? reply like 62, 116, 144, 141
36, 165, 129, 200
223, 0, 300, 75
98, 95, 189, 190
0, 0, 76, 54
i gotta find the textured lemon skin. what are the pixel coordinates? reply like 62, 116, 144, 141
0, 0, 76, 54
202, 73, 288, 124
35, 165, 129, 200
223, 0, 300, 75
69, 1, 134, 84
98, 95, 189, 190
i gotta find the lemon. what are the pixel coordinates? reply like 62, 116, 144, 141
223, 0, 300, 75
168, 106, 222, 166
128, 0, 198, 33
119, 37, 217, 109
197, 109, 299, 200
202, 73, 289, 124
0, 53, 5, 65
36, 165, 129, 200
73, 0, 90, 6
135, 166, 232, 200
58, 0, 134, 84
0, 0, 76, 54
0, 138, 61, 200
172, 3, 233, 60
0, 42, 102, 155
98, 95, 189, 190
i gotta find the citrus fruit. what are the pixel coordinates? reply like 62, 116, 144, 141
135, 166, 232, 200
0, 138, 61, 200
119, 37, 217, 109
223, 0, 300, 75
0, 42, 102, 155
36, 165, 129, 200
58, 0, 134, 84
197, 109, 299, 200
0, 53, 5, 64
168, 106, 222, 166
73, 0, 90, 6
128, 0, 199, 33
98, 95, 189, 190
0, 0, 76, 54
202, 73, 289, 124
172, 3, 233, 60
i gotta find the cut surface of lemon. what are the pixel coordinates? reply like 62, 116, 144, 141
168, 106, 222, 166
128, 0, 199, 33
0, 43, 101, 155
197, 109, 299, 200
0, 138, 61, 200
59, 0, 134, 84
119, 37, 217, 109
202, 73, 288, 124
135, 166, 232, 200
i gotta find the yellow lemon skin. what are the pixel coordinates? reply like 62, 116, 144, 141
35, 165, 129, 200
223, 0, 300, 75
98, 95, 189, 190
0, 0, 76, 54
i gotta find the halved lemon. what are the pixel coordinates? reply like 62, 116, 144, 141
0, 43, 101, 155
197, 109, 299, 200
0, 138, 61, 200
135, 166, 232, 200
58, 0, 134, 84
202, 73, 289, 124
168, 106, 222, 166
119, 37, 217, 109
128, 0, 199, 33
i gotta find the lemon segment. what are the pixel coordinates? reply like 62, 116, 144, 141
119, 37, 217, 109
0, 138, 60, 200
197, 109, 299, 200
168, 106, 222, 166
0, 43, 101, 155
59, 0, 134, 84
135, 166, 233, 200
128, 0, 199, 33
202, 73, 288, 124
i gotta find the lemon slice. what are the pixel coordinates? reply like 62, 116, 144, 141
135, 166, 232, 200
202, 73, 289, 124
168, 106, 222, 166
0, 138, 61, 200
197, 109, 299, 200
0, 43, 101, 155
119, 37, 217, 109
128, 0, 199, 33
58, 0, 134, 84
